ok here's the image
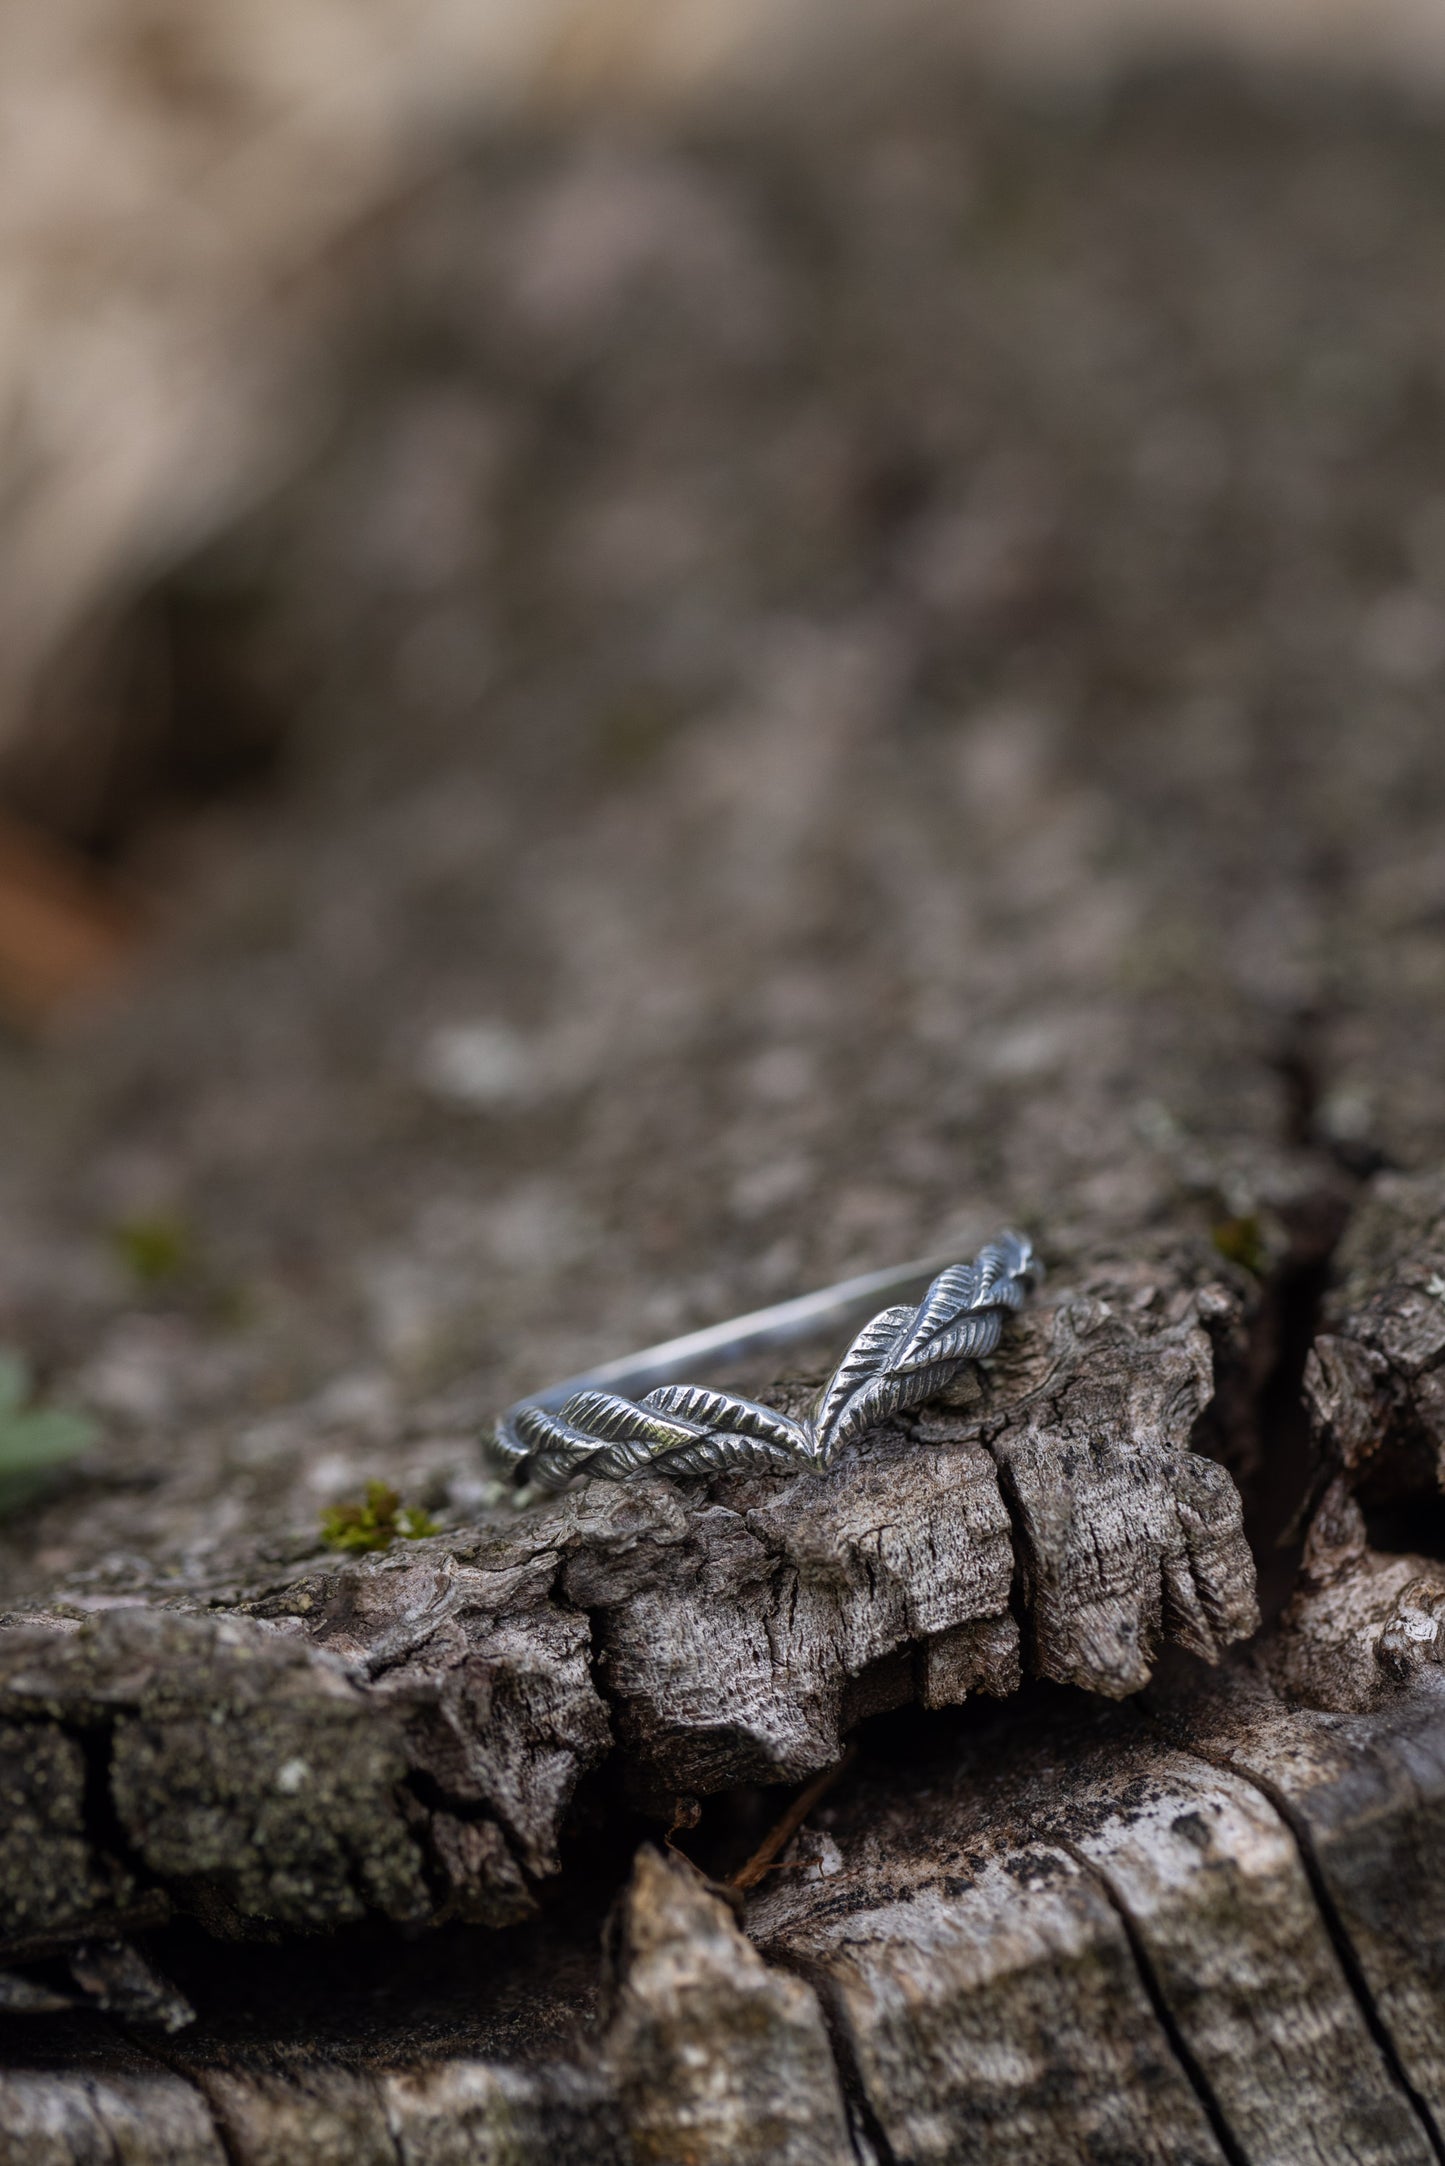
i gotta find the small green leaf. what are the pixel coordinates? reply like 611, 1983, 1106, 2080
0, 1409, 96, 1471
0, 1356, 96, 1516
0, 1353, 29, 1418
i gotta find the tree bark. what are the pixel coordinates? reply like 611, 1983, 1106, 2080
6, 68, 1445, 2166
0, 1242, 1261, 1961
7, 1188, 1445, 2163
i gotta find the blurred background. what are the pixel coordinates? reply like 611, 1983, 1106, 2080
1, 0, 1444, 1589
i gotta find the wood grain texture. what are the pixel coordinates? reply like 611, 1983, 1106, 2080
1157, 1664, 1445, 2143
747, 1683, 1444, 2166
5, 75, 1445, 2163
0, 2034, 227, 2166
5, 1674, 1445, 2162
0, 1251, 1258, 1954
1305, 1172, 1445, 1508
601, 1848, 853, 2166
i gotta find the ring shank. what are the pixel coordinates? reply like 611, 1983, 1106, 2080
510, 1251, 972, 1418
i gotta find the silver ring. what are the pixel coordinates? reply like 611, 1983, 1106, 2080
490, 1231, 1037, 1489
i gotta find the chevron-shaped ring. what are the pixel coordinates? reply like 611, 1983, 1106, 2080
490, 1232, 1036, 1489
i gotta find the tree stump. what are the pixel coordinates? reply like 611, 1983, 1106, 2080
5, 66, 1445, 2164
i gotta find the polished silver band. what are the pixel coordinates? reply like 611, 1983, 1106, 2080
490, 1231, 1037, 1489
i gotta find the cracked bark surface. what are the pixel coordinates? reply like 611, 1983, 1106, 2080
9, 1643, 1445, 2164
8, 1213, 1445, 2163
0, 1248, 1257, 1949
751, 1678, 1445, 2166
6, 65, 1445, 2166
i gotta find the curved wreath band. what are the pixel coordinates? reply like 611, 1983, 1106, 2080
490, 1231, 1036, 1490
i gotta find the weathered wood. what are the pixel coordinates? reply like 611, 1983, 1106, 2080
748, 1682, 1442, 2166
379, 2063, 623, 2166
0, 1251, 1258, 1954
197, 2067, 399, 2166
1059, 1741, 1423, 2166
1156, 1664, 1445, 2139
601, 1848, 853, 2165
196, 2060, 623, 2166
5, 68, 1445, 2165
0, 2030, 227, 2166
0, 1614, 435, 1949
0, 1722, 136, 1949
766, 1827, 1229, 2164
1305, 1171, 1445, 1516
12, 1674, 1445, 2165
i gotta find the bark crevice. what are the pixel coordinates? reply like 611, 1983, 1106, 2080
765, 1947, 905, 2166
1054, 1832, 1252, 2166
1164, 1728, 1445, 2165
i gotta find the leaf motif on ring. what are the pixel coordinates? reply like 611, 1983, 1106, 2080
498, 1231, 1035, 1488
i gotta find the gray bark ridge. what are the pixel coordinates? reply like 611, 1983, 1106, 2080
1279, 1168, 1445, 1712
14, 1664, 1445, 2166
1305, 1169, 1445, 1503
747, 1667, 1445, 2166
1153, 1663, 1445, 2145
0, 1250, 1258, 1949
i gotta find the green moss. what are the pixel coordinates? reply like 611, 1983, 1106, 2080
109, 1212, 251, 1325
1211, 1213, 1268, 1277
112, 1214, 193, 1287
320, 1480, 441, 1554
